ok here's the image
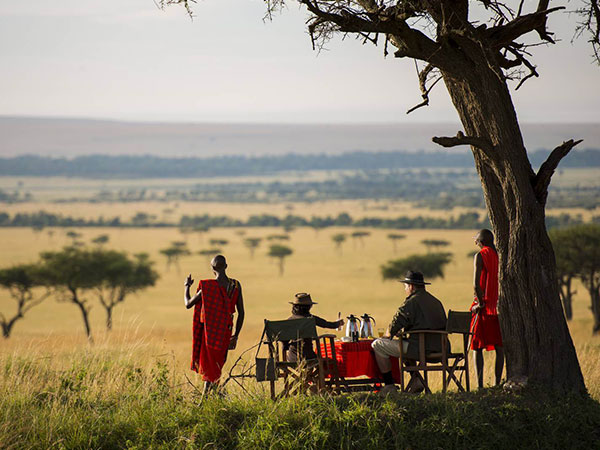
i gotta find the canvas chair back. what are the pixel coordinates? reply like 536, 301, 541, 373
263, 318, 318, 342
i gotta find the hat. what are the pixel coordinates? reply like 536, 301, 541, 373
398, 271, 431, 285
290, 292, 317, 305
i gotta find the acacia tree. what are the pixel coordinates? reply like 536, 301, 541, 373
0, 264, 50, 338
331, 233, 347, 255
351, 231, 371, 248
38, 247, 98, 341
387, 233, 406, 253
421, 239, 451, 253
268, 244, 293, 276
164, 0, 599, 391
91, 251, 159, 330
244, 237, 263, 259
381, 252, 452, 281
551, 224, 600, 330
549, 228, 579, 320
160, 241, 191, 271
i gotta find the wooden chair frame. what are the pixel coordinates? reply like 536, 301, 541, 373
258, 318, 342, 399
398, 310, 472, 393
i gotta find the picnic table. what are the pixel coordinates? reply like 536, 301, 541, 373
320, 338, 401, 391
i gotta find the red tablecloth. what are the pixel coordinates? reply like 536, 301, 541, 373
321, 339, 401, 382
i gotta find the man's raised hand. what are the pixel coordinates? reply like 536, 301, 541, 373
185, 274, 194, 287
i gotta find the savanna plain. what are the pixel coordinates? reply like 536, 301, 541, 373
2, 194, 600, 448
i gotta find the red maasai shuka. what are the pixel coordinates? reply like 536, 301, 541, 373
321, 339, 401, 383
191, 279, 239, 382
471, 246, 503, 351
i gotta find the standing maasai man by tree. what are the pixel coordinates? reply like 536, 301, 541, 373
184, 255, 245, 394
471, 229, 504, 388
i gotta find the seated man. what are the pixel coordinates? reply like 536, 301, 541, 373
284, 292, 344, 362
372, 270, 448, 394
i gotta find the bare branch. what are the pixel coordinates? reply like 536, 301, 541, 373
406, 62, 442, 114
533, 139, 583, 206
486, 7, 564, 47
432, 130, 494, 154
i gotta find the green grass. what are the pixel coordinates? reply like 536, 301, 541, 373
1, 352, 599, 450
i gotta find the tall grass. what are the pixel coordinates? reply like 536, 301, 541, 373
2, 341, 600, 449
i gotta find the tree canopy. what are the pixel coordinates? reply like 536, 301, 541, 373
381, 253, 453, 282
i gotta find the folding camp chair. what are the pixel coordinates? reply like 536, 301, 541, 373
399, 310, 472, 393
255, 318, 342, 399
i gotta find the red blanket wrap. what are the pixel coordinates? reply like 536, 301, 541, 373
470, 246, 503, 350
191, 279, 239, 382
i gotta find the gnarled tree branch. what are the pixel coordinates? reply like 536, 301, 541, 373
533, 139, 583, 206
486, 6, 563, 47
432, 130, 494, 154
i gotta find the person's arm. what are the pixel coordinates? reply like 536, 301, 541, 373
314, 315, 344, 329
473, 253, 485, 312
184, 274, 202, 309
388, 300, 413, 337
229, 284, 245, 350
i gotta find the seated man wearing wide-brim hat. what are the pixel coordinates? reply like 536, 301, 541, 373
284, 293, 344, 362
372, 271, 448, 393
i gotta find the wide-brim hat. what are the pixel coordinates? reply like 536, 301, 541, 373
398, 270, 431, 285
290, 292, 317, 305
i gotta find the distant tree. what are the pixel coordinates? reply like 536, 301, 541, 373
46, 230, 55, 240
331, 233, 347, 255
132, 212, 155, 227
267, 234, 290, 241
160, 242, 191, 271
283, 225, 296, 233
421, 239, 451, 253
351, 231, 371, 248
198, 248, 222, 261
38, 247, 99, 341
466, 250, 478, 259
309, 222, 326, 235
0, 264, 50, 338
381, 253, 453, 282
549, 228, 579, 320
387, 233, 406, 254
268, 244, 293, 276
91, 251, 159, 330
65, 230, 82, 245
32, 224, 44, 236
244, 237, 262, 259
178, 226, 193, 242
91, 234, 110, 247
209, 238, 229, 247
194, 225, 210, 242
550, 224, 600, 331
235, 229, 246, 237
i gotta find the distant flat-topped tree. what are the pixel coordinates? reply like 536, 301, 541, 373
0, 264, 50, 338
381, 253, 453, 282
268, 244, 293, 276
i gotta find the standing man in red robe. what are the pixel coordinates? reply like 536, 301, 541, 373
184, 255, 245, 395
470, 229, 504, 388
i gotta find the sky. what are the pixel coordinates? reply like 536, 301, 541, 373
0, 0, 598, 124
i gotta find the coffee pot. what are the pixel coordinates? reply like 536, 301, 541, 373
359, 314, 376, 338
345, 314, 360, 342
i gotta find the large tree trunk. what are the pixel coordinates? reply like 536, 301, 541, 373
439, 43, 585, 392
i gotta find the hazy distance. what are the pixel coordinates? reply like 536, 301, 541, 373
1, 117, 599, 158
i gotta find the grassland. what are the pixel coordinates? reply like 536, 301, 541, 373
1, 221, 600, 396
2, 194, 600, 448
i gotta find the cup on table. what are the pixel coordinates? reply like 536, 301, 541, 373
377, 328, 384, 338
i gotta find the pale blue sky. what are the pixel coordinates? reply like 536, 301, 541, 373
0, 0, 598, 123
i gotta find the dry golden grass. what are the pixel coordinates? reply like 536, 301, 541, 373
2, 219, 599, 397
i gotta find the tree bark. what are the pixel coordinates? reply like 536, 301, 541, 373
71, 288, 93, 342
438, 41, 585, 392
106, 306, 113, 331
